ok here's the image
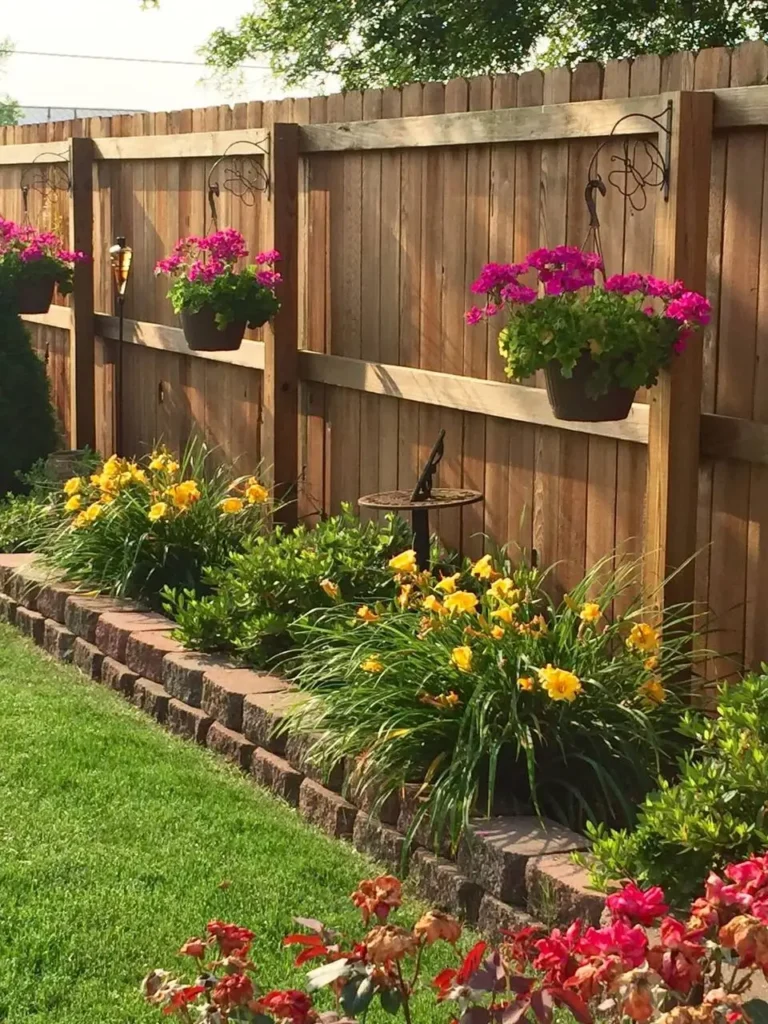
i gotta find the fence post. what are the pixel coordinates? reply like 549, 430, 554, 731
68, 135, 96, 450
645, 91, 714, 610
263, 122, 299, 525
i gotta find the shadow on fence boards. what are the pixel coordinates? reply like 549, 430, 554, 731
3, 41, 768, 682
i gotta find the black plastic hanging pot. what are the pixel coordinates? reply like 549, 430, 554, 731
180, 305, 246, 352
14, 275, 56, 314
544, 351, 636, 422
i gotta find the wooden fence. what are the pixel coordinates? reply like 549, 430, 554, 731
3, 41, 768, 679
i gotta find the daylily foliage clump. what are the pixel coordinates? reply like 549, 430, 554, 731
285, 549, 698, 842
465, 247, 711, 397
143, 856, 768, 1024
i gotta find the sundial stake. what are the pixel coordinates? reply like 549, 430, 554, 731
358, 431, 484, 572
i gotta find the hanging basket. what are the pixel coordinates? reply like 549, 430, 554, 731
180, 306, 246, 352
544, 351, 636, 422
13, 275, 56, 315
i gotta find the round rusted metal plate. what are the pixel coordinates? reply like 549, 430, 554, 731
358, 488, 483, 511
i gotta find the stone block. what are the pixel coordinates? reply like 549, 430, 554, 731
15, 606, 45, 644
251, 748, 304, 806
36, 581, 77, 623
162, 651, 223, 707
95, 611, 175, 663
285, 731, 345, 791
0, 593, 18, 625
298, 778, 356, 839
0, 552, 34, 592
101, 656, 139, 698
65, 594, 136, 643
346, 773, 401, 826
410, 849, 482, 923
352, 813, 406, 873
206, 722, 255, 770
132, 678, 171, 723
457, 816, 588, 905
6, 561, 47, 609
43, 619, 76, 662
167, 699, 213, 744
476, 893, 543, 940
72, 637, 104, 679
525, 854, 603, 927
201, 665, 291, 732
125, 630, 184, 684
242, 689, 305, 754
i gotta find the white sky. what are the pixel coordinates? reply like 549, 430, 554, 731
0, 0, 306, 112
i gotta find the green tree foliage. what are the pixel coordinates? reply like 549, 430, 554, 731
0, 38, 20, 126
0, 296, 58, 494
140, 0, 768, 90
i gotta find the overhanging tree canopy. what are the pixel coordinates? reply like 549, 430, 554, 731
142, 1, 768, 89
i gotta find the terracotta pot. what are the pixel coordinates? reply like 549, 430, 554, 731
544, 352, 636, 422
14, 275, 56, 314
180, 306, 246, 352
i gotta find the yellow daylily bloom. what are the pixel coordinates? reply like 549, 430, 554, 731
451, 645, 473, 672
435, 573, 460, 594
149, 453, 167, 471
389, 549, 417, 575
320, 579, 340, 600
490, 625, 505, 640
90, 473, 101, 486
489, 578, 519, 602
644, 655, 659, 671
517, 676, 535, 692
169, 480, 201, 509
361, 656, 384, 673
491, 605, 517, 625
520, 614, 548, 637
443, 590, 479, 616
423, 594, 444, 615
470, 554, 498, 581
397, 584, 414, 609
84, 502, 103, 522
72, 511, 89, 529
538, 664, 582, 702
639, 678, 666, 705
627, 622, 660, 654
245, 480, 269, 504
63, 476, 82, 496
420, 690, 461, 709
148, 501, 169, 522
130, 465, 147, 484
563, 594, 579, 612
101, 455, 121, 479
356, 605, 379, 623
165, 460, 180, 475
220, 497, 244, 515
64, 495, 82, 513
579, 602, 601, 623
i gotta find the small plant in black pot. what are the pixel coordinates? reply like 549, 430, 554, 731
466, 246, 711, 422
155, 229, 281, 352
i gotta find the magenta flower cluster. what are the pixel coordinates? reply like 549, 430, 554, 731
0, 217, 88, 266
155, 230, 281, 289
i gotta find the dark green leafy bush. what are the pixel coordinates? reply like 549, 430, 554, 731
166, 506, 410, 666
588, 672, 768, 905
0, 297, 58, 494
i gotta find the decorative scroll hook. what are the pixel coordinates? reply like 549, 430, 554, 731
205, 138, 271, 232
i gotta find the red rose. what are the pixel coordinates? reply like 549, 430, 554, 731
207, 920, 255, 956
212, 973, 254, 1009
179, 937, 207, 959
259, 988, 315, 1024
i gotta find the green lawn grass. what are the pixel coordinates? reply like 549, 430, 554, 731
0, 625, 456, 1024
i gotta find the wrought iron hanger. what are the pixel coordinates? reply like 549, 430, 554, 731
20, 151, 71, 225
581, 102, 673, 268
206, 138, 270, 229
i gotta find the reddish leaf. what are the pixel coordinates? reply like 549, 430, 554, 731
550, 987, 592, 1024
295, 946, 330, 966
460, 1008, 492, 1024
508, 977, 535, 996
469, 956, 506, 994
531, 989, 553, 1024
284, 934, 326, 947
500, 999, 531, 1024
458, 942, 488, 984
433, 968, 458, 996
294, 917, 325, 933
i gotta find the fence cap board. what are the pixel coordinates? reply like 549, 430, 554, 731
712, 85, 768, 128
93, 128, 270, 161
0, 141, 70, 165
297, 93, 677, 152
